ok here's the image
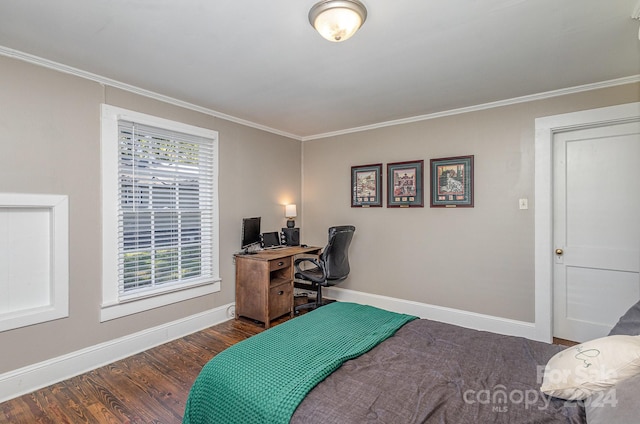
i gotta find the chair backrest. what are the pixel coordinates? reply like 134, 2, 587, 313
321, 225, 355, 283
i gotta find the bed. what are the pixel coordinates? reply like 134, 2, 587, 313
183, 301, 640, 424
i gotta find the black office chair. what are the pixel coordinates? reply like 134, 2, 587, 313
294, 225, 355, 313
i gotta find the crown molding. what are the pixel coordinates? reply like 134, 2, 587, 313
302, 74, 640, 140
0, 46, 301, 141
2, 46, 637, 142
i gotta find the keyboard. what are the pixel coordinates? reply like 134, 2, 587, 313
262, 244, 286, 250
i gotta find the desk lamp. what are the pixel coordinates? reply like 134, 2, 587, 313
285, 204, 297, 228
283, 205, 300, 246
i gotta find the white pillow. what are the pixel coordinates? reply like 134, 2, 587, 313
540, 335, 640, 400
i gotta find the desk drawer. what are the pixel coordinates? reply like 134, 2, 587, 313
270, 257, 291, 272
269, 282, 292, 319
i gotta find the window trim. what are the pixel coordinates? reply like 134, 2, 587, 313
100, 104, 220, 322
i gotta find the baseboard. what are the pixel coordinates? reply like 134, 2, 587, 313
324, 287, 537, 340
0, 303, 235, 403
0, 294, 539, 403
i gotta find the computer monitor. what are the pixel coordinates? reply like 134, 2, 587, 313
241, 217, 261, 250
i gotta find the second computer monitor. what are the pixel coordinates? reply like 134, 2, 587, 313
261, 231, 281, 248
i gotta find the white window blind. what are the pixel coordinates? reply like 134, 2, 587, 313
117, 120, 214, 299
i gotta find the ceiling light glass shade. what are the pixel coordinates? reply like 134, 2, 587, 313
309, 0, 367, 42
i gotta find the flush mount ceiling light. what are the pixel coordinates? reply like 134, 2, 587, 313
309, 0, 367, 42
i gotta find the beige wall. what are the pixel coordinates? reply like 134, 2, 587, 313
301, 83, 640, 323
0, 56, 302, 373
0, 52, 637, 375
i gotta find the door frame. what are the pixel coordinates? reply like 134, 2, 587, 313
534, 102, 640, 342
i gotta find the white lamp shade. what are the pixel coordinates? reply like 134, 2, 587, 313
285, 204, 297, 218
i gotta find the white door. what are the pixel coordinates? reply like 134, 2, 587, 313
553, 121, 640, 342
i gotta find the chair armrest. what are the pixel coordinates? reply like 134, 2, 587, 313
294, 257, 321, 272
294, 257, 327, 284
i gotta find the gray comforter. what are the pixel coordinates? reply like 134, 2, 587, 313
291, 319, 585, 424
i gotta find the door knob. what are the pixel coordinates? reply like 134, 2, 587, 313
555, 248, 564, 255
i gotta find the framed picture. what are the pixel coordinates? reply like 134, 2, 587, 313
351, 163, 383, 207
386, 160, 424, 208
430, 155, 474, 207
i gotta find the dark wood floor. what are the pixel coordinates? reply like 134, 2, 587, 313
553, 337, 579, 347
0, 316, 276, 424
1, 306, 579, 424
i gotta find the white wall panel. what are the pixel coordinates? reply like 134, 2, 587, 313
0, 194, 68, 332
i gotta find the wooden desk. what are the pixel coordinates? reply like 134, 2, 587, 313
235, 246, 321, 328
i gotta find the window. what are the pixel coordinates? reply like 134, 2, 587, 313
101, 105, 219, 321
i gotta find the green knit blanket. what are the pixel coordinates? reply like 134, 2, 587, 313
183, 302, 417, 424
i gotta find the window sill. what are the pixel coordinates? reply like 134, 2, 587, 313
100, 279, 221, 322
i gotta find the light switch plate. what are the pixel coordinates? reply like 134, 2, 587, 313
519, 198, 528, 209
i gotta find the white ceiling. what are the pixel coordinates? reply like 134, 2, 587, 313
1, 0, 639, 140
